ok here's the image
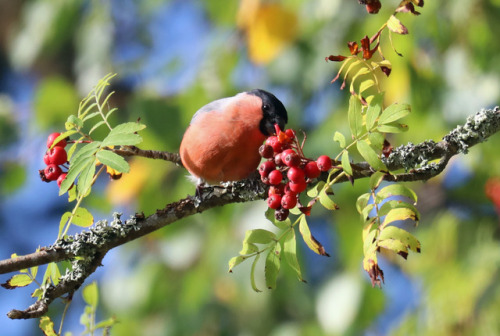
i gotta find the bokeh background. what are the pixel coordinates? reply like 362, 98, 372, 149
1, 0, 500, 335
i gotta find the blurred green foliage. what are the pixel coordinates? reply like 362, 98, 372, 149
1, 0, 500, 335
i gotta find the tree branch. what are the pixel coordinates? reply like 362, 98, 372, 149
1, 106, 499, 319
111, 145, 183, 166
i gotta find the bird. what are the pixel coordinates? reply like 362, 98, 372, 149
180, 89, 288, 185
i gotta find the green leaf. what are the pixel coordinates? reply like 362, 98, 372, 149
368, 132, 385, 149
43, 262, 61, 286
60, 155, 94, 195
110, 121, 146, 135
82, 281, 99, 308
105, 107, 118, 120
240, 242, 259, 255
89, 120, 106, 135
72, 207, 94, 227
69, 141, 100, 165
96, 150, 130, 173
59, 211, 72, 236
81, 109, 99, 122
356, 193, 371, 214
378, 200, 420, 219
2, 274, 33, 288
244, 229, 277, 245
76, 158, 97, 196
307, 181, 325, 198
94, 316, 117, 329
361, 203, 375, 221
341, 151, 353, 176
250, 254, 262, 292
32, 288, 43, 299
381, 208, 418, 228
102, 133, 142, 147
333, 131, 346, 148
65, 115, 83, 130
359, 79, 375, 94
379, 103, 411, 125
348, 95, 363, 138
39, 316, 57, 336
376, 184, 418, 203
30, 266, 38, 278
365, 92, 384, 130
363, 228, 378, 255
319, 189, 337, 210
228, 256, 246, 272
265, 208, 290, 230
379, 225, 421, 253
282, 229, 305, 282
357, 140, 387, 171
369, 172, 385, 190
350, 67, 371, 94
377, 237, 408, 256
298, 215, 329, 256
265, 243, 281, 289
377, 122, 408, 133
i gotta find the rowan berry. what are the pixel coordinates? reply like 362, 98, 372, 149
275, 208, 289, 221
281, 150, 300, 168
266, 136, 282, 153
268, 170, 283, 185
267, 194, 282, 210
44, 164, 62, 181
259, 144, 274, 159
285, 129, 296, 139
57, 173, 68, 188
304, 161, 321, 179
268, 184, 285, 197
259, 161, 276, 177
289, 180, 307, 193
281, 193, 297, 209
47, 132, 67, 148
46, 146, 68, 166
316, 155, 332, 172
287, 167, 305, 183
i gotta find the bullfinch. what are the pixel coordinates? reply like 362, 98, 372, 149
180, 89, 288, 185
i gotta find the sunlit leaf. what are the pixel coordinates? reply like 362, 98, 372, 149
348, 95, 363, 137
377, 122, 408, 133
381, 208, 418, 228
72, 207, 93, 227
387, 15, 409, 34
369, 171, 386, 190
378, 200, 420, 219
365, 92, 384, 130
240, 242, 259, 255
282, 229, 305, 282
307, 181, 325, 198
96, 150, 130, 173
379, 103, 411, 125
378, 225, 421, 253
82, 281, 99, 308
1, 274, 32, 289
356, 193, 371, 213
359, 79, 375, 94
341, 151, 353, 176
376, 183, 418, 203
228, 256, 246, 272
244, 229, 277, 245
265, 242, 281, 289
250, 254, 262, 292
357, 140, 387, 171
333, 131, 346, 148
76, 158, 97, 197
298, 215, 329, 256
39, 316, 57, 336
59, 211, 72, 236
319, 189, 338, 210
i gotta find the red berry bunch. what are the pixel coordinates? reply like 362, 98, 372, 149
39, 132, 68, 188
259, 126, 333, 221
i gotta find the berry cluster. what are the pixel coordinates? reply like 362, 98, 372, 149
39, 132, 68, 187
260, 126, 332, 221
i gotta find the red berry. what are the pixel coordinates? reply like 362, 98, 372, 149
281, 193, 297, 209
47, 132, 67, 148
259, 144, 274, 159
268, 184, 285, 197
267, 194, 282, 210
261, 174, 270, 185
46, 147, 68, 166
43, 153, 51, 165
259, 161, 276, 177
287, 167, 305, 183
281, 149, 300, 168
44, 164, 62, 181
266, 136, 283, 153
366, 0, 381, 14
316, 155, 332, 172
268, 170, 283, 185
275, 208, 289, 221
285, 129, 296, 139
304, 161, 321, 179
274, 153, 284, 167
289, 180, 307, 193
57, 173, 68, 188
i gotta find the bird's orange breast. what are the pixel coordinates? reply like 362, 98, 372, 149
180, 94, 266, 184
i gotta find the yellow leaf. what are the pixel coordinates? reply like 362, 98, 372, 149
387, 15, 408, 35
106, 159, 151, 205
238, 1, 298, 64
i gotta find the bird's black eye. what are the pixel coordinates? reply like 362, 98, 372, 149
263, 104, 270, 111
